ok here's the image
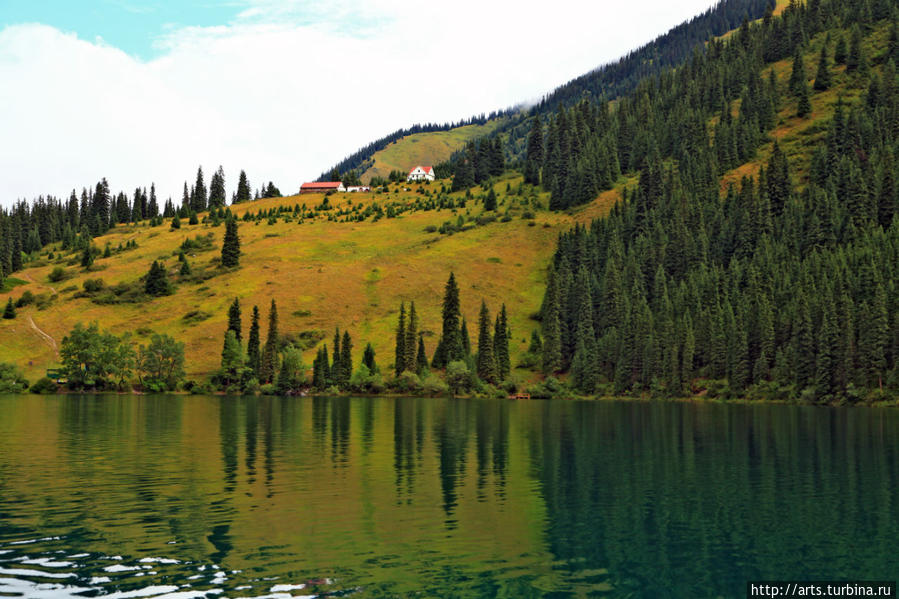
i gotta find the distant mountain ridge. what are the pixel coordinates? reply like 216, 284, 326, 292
322, 0, 773, 178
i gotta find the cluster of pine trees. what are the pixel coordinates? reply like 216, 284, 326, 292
0, 166, 264, 287
538, 0, 899, 401
450, 138, 506, 191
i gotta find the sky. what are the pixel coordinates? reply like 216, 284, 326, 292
0, 0, 719, 207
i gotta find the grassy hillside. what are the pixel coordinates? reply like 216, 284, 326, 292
0, 175, 585, 383
360, 120, 504, 183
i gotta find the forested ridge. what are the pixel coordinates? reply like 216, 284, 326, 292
532, 0, 899, 401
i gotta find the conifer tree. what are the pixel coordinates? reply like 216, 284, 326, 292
813, 42, 832, 91
484, 188, 497, 211
247, 305, 261, 376
340, 330, 353, 386
416, 335, 428, 375
524, 115, 544, 186
542, 272, 562, 374
460, 317, 471, 358
144, 260, 171, 296
191, 166, 207, 213
834, 34, 848, 64
476, 301, 496, 383
209, 165, 226, 208
404, 301, 418, 373
313, 345, 330, 389
332, 327, 342, 384
797, 80, 812, 118
395, 302, 406, 376
259, 299, 279, 383
433, 273, 462, 367
494, 304, 510, 381
788, 49, 807, 97
221, 218, 241, 267
236, 170, 251, 204
3, 297, 15, 319
227, 298, 242, 342
362, 342, 377, 373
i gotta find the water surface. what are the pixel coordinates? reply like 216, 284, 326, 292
0, 395, 897, 597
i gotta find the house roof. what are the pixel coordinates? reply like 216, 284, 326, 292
408, 166, 433, 175
301, 181, 343, 189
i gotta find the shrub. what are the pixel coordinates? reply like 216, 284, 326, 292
48, 266, 70, 282
82, 278, 106, 293
29, 376, 58, 394
0, 363, 29, 393
421, 374, 449, 397
393, 371, 422, 394
15, 290, 35, 308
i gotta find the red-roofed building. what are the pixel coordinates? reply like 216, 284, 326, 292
407, 166, 435, 182
300, 181, 346, 194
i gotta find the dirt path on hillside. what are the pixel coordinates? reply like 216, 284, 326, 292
28, 315, 59, 358
17, 271, 60, 358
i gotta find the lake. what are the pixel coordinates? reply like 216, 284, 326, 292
0, 395, 897, 598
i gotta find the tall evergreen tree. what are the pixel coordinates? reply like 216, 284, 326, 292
524, 115, 544, 186
247, 305, 261, 376
236, 170, 251, 204
227, 298, 242, 342
813, 42, 832, 90
259, 299, 279, 383
340, 330, 353, 386
362, 342, 377, 373
395, 302, 406, 376
221, 218, 241, 267
433, 273, 463, 367
144, 260, 171, 296
476, 301, 496, 383
416, 335, 428, 375
209, 165, 226, 208
404, 301, 418, 373
191, 166, 207, 213
494, 304, 511, 381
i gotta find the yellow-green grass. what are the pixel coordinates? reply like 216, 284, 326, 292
0, 174, 579, 383
361, 120, 505, 183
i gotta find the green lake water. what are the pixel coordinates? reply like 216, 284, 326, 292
0, 395, 896, 598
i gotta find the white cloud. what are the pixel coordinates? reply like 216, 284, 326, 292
0, 0, 717, 207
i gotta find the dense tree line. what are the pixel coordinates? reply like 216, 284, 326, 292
449, 138, 506, 191
0, 167, 261, 285
539, 0, 899, 401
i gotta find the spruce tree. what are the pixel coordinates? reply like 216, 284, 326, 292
362, 342, 377, 373
220, 329, 244, 386
395, 302, 406, 376
813, 42, 832, 91
524, 115, 544, 186
476, 300, 496, 383
797, 80, 812, 118
221, 219, 241, 267
3, 297, 15, 319
332, 327, 342, 384
788, 49, 806, 97
209, 165, 226, 208
494, 304, 510, 381
144, 260, 171, 296
236, 170, 251, 204
191, 166, 207, 213
404, 301, 418, 373
834, 34, 848, 64
433, 273, 462, 367
227, 298, 242, 342
484, 188, 497, 211
340, 330, 353, 386
247, 305, 261, 376
259, 299, 279, 383
460, 317, 471, 357
416, 334, 428, 375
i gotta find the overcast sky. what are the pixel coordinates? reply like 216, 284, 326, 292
0, 0, 718, 207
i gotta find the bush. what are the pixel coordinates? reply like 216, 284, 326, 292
29, 376, 58, 394
242, 378, 261, 395
393, 370, 422, 394
15, 290, 35, 308
0, 363, 29, 393
421, 373, 449, 396
48, 266, 70, 282
82, 278, 106, 293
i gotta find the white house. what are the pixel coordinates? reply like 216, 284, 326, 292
407, 166, 435, 182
